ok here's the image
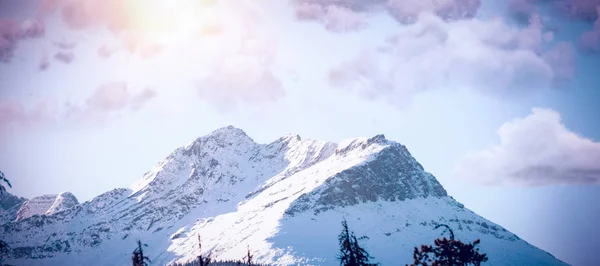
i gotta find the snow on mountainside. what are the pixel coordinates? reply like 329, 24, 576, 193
13, 192, 79, 222
15, 194, 58, 222
45, 192, 79, 216
1, 126, 568, 266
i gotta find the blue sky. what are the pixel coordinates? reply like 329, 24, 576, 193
0, 0, 599, 265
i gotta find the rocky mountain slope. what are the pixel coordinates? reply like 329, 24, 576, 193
13, 192, 79, 222
1, 126, 568, 265
0, 192, 26, 225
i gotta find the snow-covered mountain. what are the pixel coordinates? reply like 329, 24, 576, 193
1, 126, 567, 265
13, 192, 79, 222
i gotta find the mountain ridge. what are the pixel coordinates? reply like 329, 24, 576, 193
1, 126, 568, 266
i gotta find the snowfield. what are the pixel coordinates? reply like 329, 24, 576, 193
1, 126, 567, 266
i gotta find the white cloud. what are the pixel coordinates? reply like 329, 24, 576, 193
195, 5, 285, 112
453, 108, 600, 186
292, 0, 481, 31
329, 13, 575, 104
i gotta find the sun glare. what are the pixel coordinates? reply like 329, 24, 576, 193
121, 0, 215, 46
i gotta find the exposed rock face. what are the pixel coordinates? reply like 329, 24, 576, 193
0, 192, 27, 225
2, 126, 567, 266
287, 137, 447, 216
13, 192, 79, 222
15, 194, 58, 222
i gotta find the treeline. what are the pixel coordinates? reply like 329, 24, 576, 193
172, 260, 268, 266
133, 234, 268, 266
338, 220, 488, 266
132, 220, 488, 266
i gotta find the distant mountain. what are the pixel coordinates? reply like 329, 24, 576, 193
13, 192, 79, 222
0, 192, 26, 225
1, 126, 568, 265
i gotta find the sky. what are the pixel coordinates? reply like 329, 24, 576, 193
0, 0, 599, 265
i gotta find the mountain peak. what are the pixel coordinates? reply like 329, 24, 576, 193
195, 125, 256, 148
276, 133, 302, 143
368, 134, 387, 144
13, 192, 79, 222
180, 125, 255, 156
335, 134, 391, 157
46, 192, 79, 215
208, 125, 251, 139
2, 126, 567, 266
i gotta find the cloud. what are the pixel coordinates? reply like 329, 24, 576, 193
197, 34, 284, 111
138, 44, 163, 59
295, 2, 369, 32
0, 83, 156, 132
20, 19, 45, 38
77, 82, 157, 114
0, 101, 57, 132
578, 6, 600, 52
386, 0, 481, 23
542, 41, 576, 83
508, 0, 600, 51
554, 0, 600, 21
188, 2, 286, 111
39, 53, 49, 70
0, 18, 45, 62
38, 0, 206, 58
97, 45, 118, 58
508, 0, 537, 22
292, 0, 481, 31
0, 20, 22, 62
453, 108, 600, 186
508, 0, 600, 21
329, 13, 575, 103
54, 38, 76, 49
54, 51, 74, 63
198, 66, 284, 112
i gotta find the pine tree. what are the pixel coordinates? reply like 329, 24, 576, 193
132, 240, 151, 266
0, 171, 11, 195
197, 234, 212, 266
408, 224, 488, 266
338, 219, 356, 266
337, 219, 378, 266
243, 246, 253, 266
351, 234, 377, 266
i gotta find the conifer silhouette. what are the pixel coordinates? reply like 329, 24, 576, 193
338, 220, 356, 266
132, 240, 151, 266
408, 224, 488, 266
337, 219, 378, 266
242, 246, 253, 266
197, 234, 212, 266
0, 171, 11, 195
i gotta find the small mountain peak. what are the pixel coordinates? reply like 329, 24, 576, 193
336, 134, 391, 156
206, 125, 252, 140
184, 125, 256, 151
15, 194, 59, 221
367, 134, 387, 144
213, 125, 243, 133
46, 192, 79, 215
279, 133, 302, 142
57, 192, 79, 203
